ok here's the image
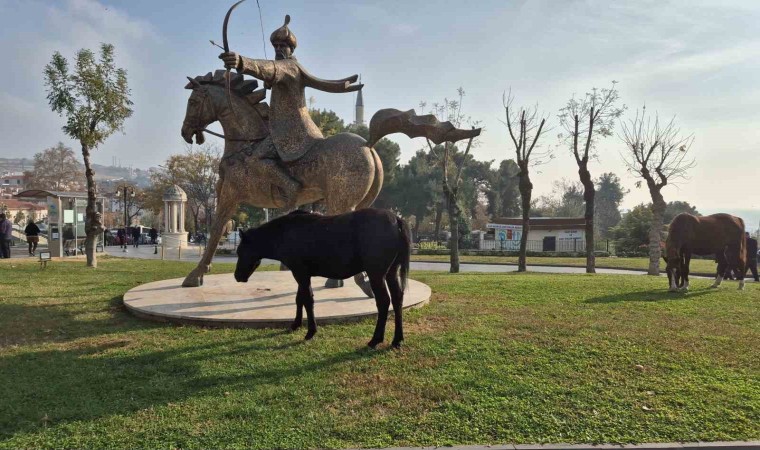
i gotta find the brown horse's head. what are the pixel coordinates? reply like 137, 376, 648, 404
181, 70, 268, 145
663, 228, 683, 291
663, 250, 681, 290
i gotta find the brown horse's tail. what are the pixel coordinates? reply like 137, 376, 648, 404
397, 215, 411, 292
356, 148, 384, 209
739, 217, 747, 267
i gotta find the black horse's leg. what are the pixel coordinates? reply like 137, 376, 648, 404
385, 267, 404, 348
297, 277, 317, 340
367, 274, 391, 348
291, 291, 304, 331
682, 252, 691, 291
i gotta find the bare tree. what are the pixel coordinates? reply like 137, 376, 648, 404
118, 183, 145, 227
423, 88, 479, 273
27, 142, 84, 191
558, 82, 625, 273
620, 107, 695, 275
502, 91, 551, 272
150, 144, 220, 233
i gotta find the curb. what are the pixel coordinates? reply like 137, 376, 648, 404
359, 441, 760, 450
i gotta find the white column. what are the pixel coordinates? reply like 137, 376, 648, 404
179, 202, 185, 232
163, 201, 168, 231
172, 202, 178, 233
167, 203, 172, 233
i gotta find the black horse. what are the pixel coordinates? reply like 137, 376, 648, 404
234, 209, 411, 348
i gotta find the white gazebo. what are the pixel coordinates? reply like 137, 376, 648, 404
163, 185, 188, 248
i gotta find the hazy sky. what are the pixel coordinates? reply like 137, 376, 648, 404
1, 0, 759, 218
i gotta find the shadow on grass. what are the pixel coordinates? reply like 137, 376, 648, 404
0, 296, 164, 347
0, 336, 379, 439
585, 288, 715, 303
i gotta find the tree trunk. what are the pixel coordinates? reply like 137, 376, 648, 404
81, 144, 103, 268
517, 163, 532, 272
578, 162, 596, 273
446, 189, 460, 273
413, 215, 421, 243
647, 180, 666, 276
434, 201, 443, 243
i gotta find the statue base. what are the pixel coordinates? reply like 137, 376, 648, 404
162, 232, 188, 248
123, 271, 431, 328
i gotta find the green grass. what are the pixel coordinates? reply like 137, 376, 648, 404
412, 254, 719, 274
0, 257, 758, 449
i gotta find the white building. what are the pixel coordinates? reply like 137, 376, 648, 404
482, 217, 586, 252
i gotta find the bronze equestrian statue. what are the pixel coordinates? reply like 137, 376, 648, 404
180, 12, 480, 291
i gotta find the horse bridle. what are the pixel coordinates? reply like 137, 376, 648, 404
183, 85, 258, 142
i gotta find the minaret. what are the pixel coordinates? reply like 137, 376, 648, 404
354, 76, 364, 127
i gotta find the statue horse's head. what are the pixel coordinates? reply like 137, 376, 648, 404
181, 70, 269, 145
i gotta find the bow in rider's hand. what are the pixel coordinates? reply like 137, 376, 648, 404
219, 52, 241, 71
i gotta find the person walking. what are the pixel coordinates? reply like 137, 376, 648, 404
149, 227, 158, 245
132, 227, 141, 248
24, 219, 40, 256
745, 232, 759, 282
0, 213, 12, 259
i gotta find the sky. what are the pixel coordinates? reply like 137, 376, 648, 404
1, 0, 759, 225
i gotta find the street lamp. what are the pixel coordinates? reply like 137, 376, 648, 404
120, 185, 135, 252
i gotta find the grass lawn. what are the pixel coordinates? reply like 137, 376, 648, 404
412, 254, 719, 274
0, 257, 757, 449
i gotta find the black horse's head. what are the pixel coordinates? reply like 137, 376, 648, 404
234, 229, 262, 282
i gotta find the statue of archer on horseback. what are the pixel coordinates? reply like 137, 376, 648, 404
180, 1, 481, 293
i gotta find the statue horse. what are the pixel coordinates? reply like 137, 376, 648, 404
179, 71, 481, 292
664, 213, 746, 292
179, 71, 382, 292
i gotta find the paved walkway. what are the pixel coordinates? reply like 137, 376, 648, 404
104, 245, 657, 276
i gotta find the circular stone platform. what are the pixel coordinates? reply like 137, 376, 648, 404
123, 272, 431, 328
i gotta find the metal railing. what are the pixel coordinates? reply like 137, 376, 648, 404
428, 238, 615, 254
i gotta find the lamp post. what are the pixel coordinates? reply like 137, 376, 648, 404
121, 185, 135, 252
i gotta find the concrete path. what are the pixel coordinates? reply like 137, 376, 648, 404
104, 245, 656, 276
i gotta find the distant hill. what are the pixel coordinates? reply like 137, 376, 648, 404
0, 157, 154, 188
0, 157, 32, 174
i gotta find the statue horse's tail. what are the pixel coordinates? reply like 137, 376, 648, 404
356, 147, 384, 209
367, 108, 481, 148
357, 108, 481, 210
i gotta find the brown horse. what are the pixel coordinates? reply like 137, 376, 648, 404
664, 213, 746, 291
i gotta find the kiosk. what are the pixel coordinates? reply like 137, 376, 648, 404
15, 190, 105, 257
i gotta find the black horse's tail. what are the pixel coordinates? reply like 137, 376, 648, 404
397, 216, 412, 292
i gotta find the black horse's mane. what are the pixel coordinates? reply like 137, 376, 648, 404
244, 210, 319, 238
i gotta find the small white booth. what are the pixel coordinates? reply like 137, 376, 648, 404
15, 189, 105, 257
